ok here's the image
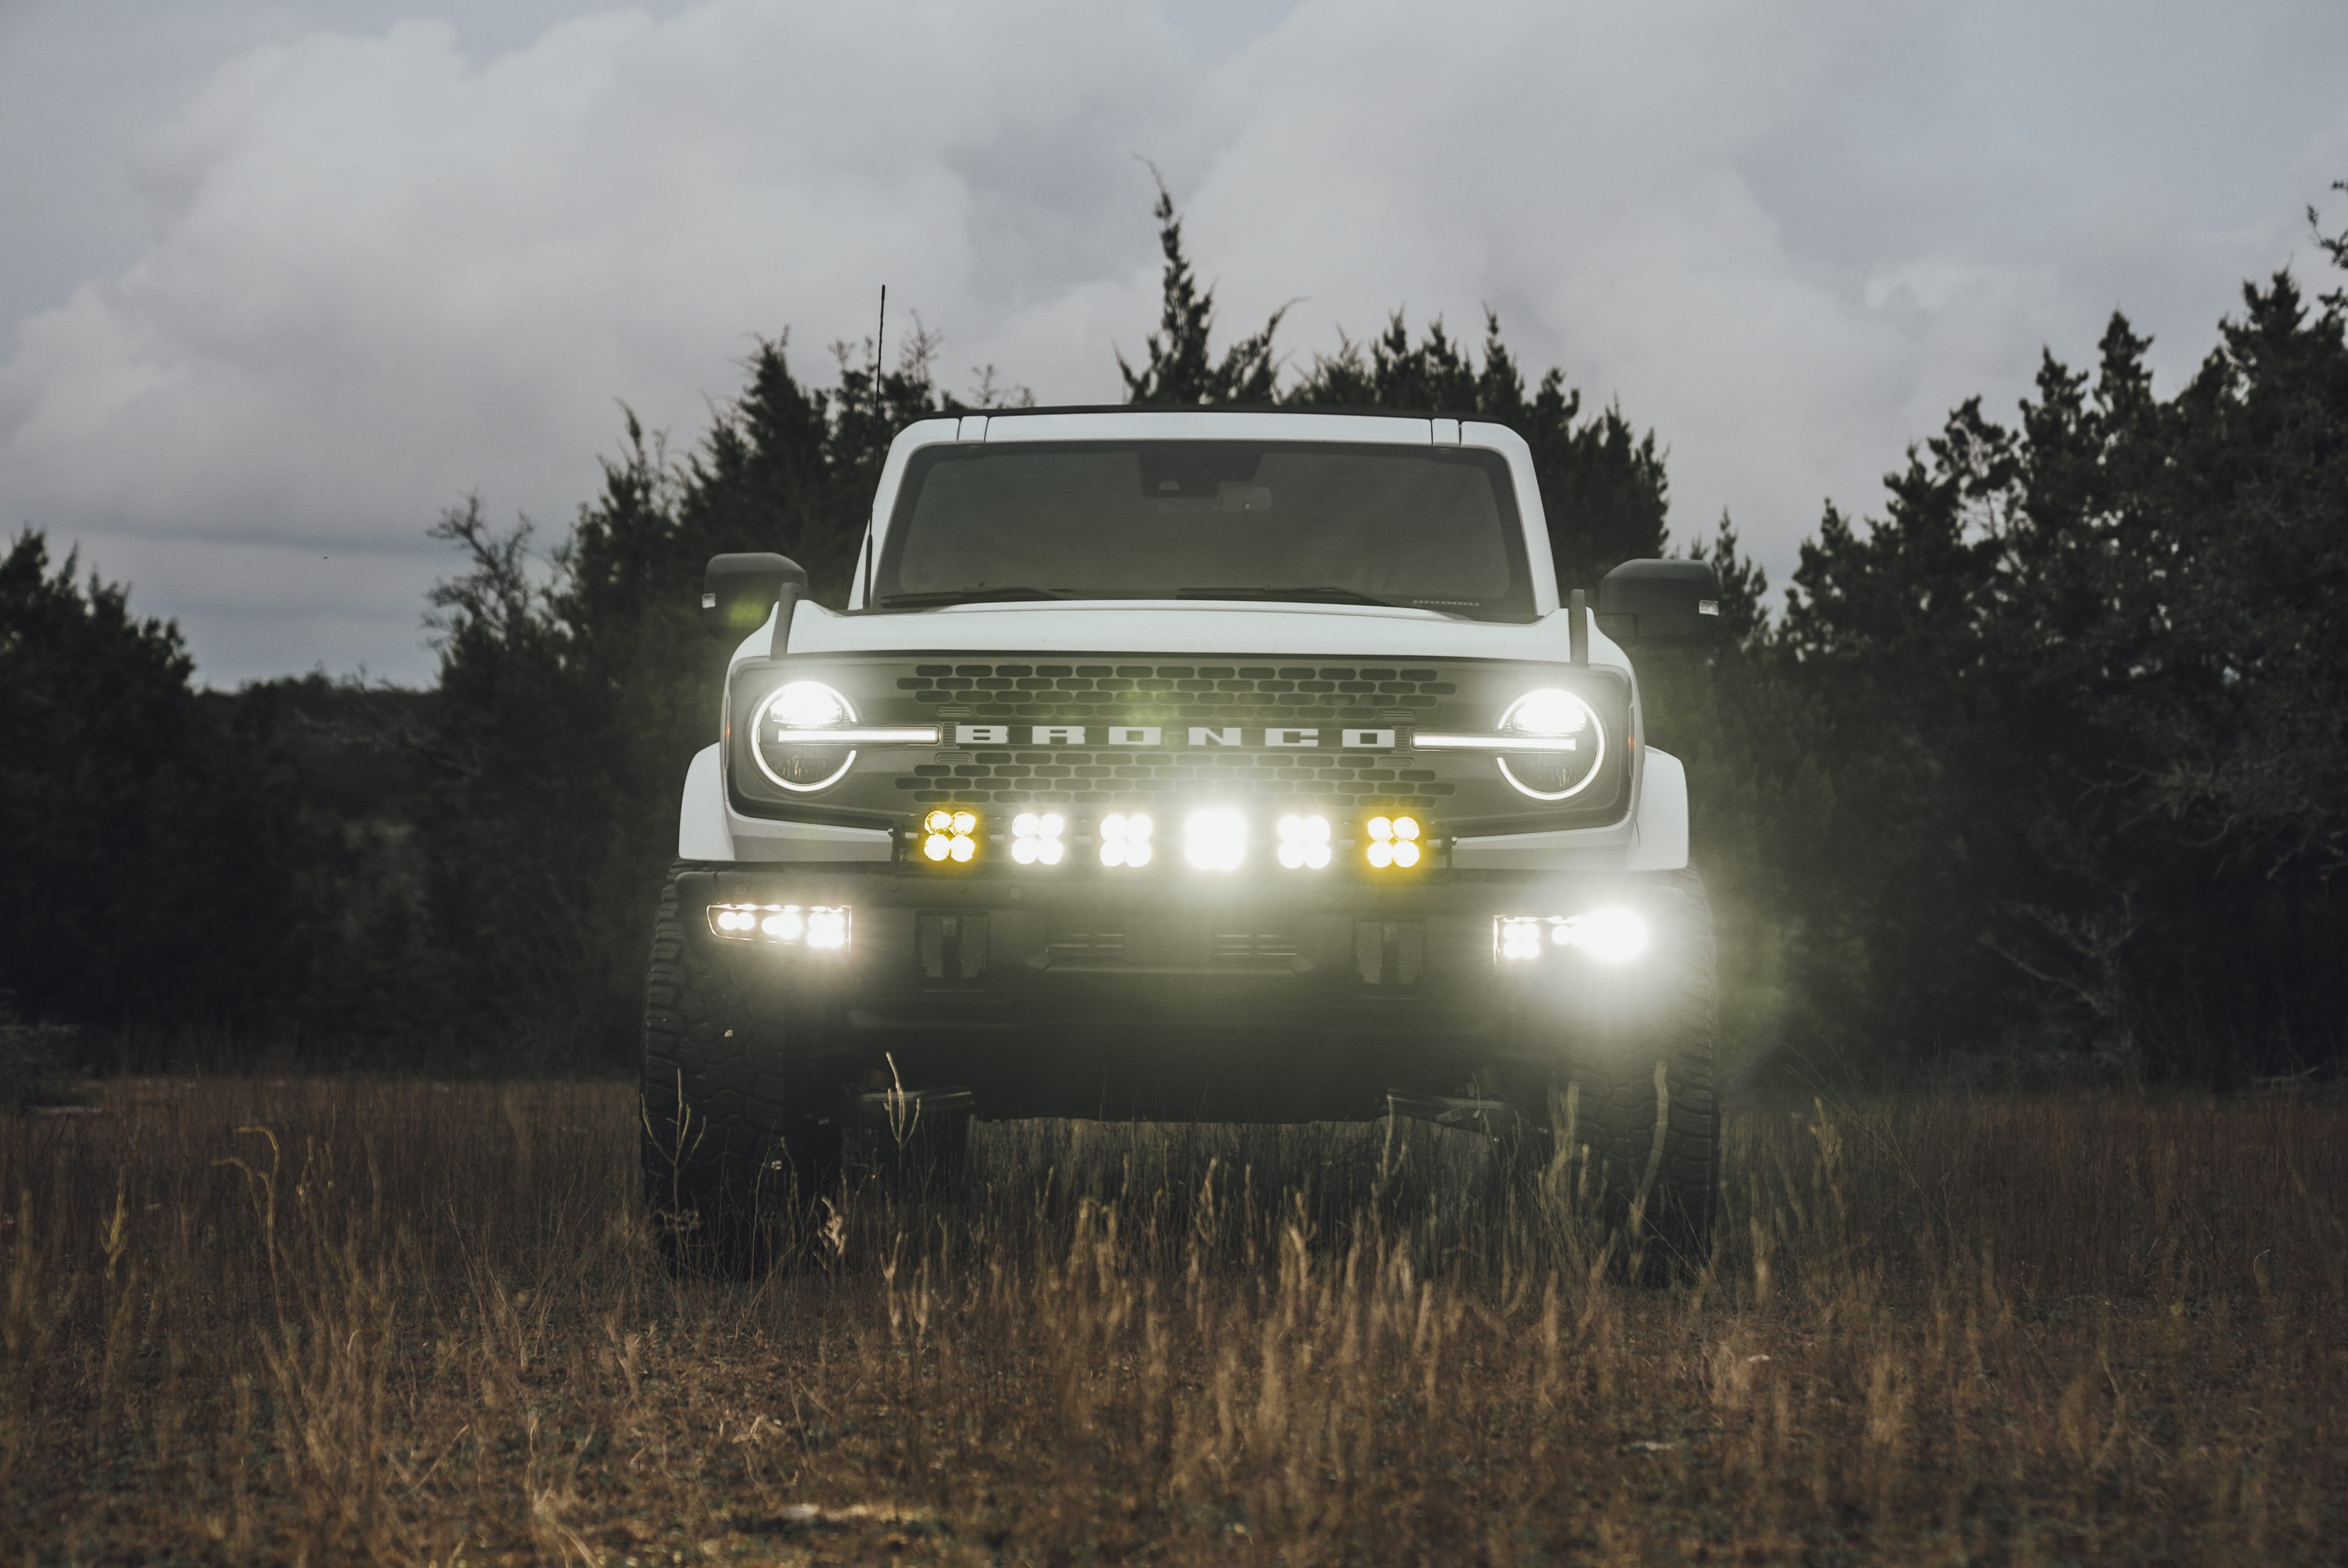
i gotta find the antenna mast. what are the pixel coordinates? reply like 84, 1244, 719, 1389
863, 283, 887, 609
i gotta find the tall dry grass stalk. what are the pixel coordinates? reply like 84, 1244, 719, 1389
2, 1079, 2342, 1562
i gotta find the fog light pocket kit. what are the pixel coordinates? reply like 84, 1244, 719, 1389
709, 903, 851, 950
1493, 906, 1649, 965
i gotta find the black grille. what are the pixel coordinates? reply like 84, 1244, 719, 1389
895, 662, 1455, 722
889, 662, 1460, 807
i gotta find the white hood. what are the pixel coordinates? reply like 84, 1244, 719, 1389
748, 598, 1630, 674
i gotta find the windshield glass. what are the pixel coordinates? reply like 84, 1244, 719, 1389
872, 439, 1537, 620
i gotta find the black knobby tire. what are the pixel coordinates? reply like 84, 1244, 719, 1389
1495, 867, 1720, 1280
640, 863, 841, 1276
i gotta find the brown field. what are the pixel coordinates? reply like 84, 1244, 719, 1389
2, 1078, 2343, 1565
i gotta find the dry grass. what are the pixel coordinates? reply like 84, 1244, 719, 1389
3, 1079, 2344, 1564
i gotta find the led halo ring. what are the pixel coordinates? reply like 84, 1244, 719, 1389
1494, 688, 1607, 801
750, 680, 859, 793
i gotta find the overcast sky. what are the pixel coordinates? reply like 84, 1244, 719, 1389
5, 0, 2346, 687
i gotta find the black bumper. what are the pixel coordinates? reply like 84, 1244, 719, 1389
673, 863, 1696, 1122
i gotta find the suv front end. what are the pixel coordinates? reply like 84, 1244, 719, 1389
641, 409, 1720, 1275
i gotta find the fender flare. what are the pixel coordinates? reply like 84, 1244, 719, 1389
1624, 746, 1688, 871
678, 744, 734, 861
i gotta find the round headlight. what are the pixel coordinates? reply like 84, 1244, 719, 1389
1496, 688, 1605, 800
750, 680, 858, 792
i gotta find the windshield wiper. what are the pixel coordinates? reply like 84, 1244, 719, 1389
1172, 585, 1403, 608
876, 586, 1071, 609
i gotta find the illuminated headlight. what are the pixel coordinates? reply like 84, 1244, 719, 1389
749, 680, 939, 793
1011, 810, 1066, 866
771, 681, 851, 729
1363, 814, 1422, 870
709, 903, 851, 950
1100, 812, 1154, 868
752, 681, 857, 792
921, 808, 980, 865
1184, 808, 1247, 871
1496, 688, 1605, 801
1276, 814, 1332, 869
1491, 907, 1649, 966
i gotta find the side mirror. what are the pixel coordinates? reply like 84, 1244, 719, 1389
702, 552, 807, 642
1596, 558, 1721, 648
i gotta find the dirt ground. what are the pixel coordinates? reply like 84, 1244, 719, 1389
3, 1077, 2342, 1563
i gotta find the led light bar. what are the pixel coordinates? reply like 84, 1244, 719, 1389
1276, 814, 1332, 869
1012, 811, 1067, 865
1411, 732, 1583, 752
1364, 814, 1423, 869
1100, 812, 1154, 868
1184, 808, 1247, 871
709, 903, 852, 949
769, 725, 941, 745
920, 809, 980, 864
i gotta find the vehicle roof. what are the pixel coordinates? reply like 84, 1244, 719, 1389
908, 406, 1528, 450
955, 403, 1449, 422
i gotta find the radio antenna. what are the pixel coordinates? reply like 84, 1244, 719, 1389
864, 283, 887, 609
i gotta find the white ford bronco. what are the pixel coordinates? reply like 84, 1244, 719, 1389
642, 407, 1721, 1270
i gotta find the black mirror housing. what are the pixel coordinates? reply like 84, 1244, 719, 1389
1595, 558, 1721, 648
702, 552, 807, 642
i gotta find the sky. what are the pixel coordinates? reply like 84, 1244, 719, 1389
3, 1, 2346, 688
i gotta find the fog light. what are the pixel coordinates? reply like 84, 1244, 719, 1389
1496, 917, 1544, 962
1012, 810, 1067, 865
1364, 814, 1422, 870
920, 808, 980, 866
1492, 907, 1649, 966
1100, 811, 1154, 868
708, 903, 851, 950
1276, 814, 1332, 869
1556, 906, 1648, 964
1184, 808, 1247, 871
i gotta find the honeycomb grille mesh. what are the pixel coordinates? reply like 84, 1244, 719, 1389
886, 661, 1464, 807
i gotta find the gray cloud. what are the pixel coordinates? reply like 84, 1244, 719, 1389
3, 0, 2343, 684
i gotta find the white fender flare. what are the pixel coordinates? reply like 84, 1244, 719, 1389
1624, 746, 1689, 871
678, 744, 735, 861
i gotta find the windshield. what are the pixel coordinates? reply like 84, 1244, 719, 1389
872, 439, 1537, 620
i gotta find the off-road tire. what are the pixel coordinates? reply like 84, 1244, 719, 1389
1494, 866, 1720, 1280
640, 863, 841, 1276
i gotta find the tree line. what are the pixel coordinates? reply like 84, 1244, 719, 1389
5, 182, 2342, 1082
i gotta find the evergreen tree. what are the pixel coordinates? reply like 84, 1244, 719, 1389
0, 533, 308, 1031
1117, 188, 1674, 592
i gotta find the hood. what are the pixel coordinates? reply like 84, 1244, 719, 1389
744, 598, 1630, 675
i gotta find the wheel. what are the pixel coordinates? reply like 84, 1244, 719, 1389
640, 864, 842, 1276
1492, 867, 1720, 1280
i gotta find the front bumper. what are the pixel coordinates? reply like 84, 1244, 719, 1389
673, 864, 1696, 1121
